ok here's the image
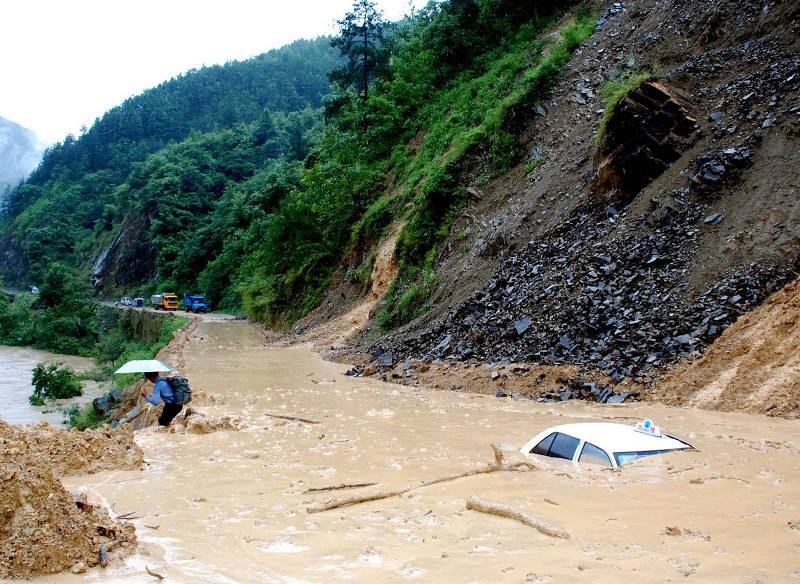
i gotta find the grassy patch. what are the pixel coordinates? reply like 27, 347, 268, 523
596, 69, 656, 144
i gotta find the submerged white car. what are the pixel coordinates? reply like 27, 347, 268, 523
520, 420, 693, 469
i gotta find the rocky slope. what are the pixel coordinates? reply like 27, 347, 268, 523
325, 0, 800, 410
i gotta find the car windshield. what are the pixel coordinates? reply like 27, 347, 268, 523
614, 449, 682, 466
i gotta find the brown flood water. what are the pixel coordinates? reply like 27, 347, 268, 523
39, 320, 800, 583
0, 346, 103, 426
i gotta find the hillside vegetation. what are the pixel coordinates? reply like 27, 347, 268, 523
1, 0, 588, 325
0, 37, 336, 288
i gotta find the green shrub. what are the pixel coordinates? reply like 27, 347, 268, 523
29, 362, 82, 403
351, 195, 392, 245
488, 131, 520, 174
28, 393, 45, 406
65, 403, 102, 430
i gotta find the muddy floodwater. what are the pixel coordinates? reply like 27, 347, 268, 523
0, 346, 103, 426
36, 320, 800, 583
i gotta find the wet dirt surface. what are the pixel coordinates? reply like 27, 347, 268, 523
0, 346, 104, 426
38, 320, 800, 583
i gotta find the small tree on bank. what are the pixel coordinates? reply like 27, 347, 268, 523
28, 362, 82, 405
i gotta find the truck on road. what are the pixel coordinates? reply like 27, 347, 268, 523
151, 293, 179, 311
183, 293, 208, 313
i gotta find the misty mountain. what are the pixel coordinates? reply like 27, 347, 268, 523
0, 116, 44, 194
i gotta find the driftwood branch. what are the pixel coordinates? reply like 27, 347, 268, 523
264, 412, 322, 424
145, 565, 164, 580
306, 445, 536, 514
304, 482, 377, 493
466, 496, 570, 539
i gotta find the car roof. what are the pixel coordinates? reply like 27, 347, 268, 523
535, 422, 691, 454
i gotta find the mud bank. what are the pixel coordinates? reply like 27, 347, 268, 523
38, 319, 800, 583
0, 421, 140, 579
656, 278, 800, 417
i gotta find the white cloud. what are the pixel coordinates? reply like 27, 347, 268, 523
0, 0, 424, 144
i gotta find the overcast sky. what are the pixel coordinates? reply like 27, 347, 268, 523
0, 0, 424, 144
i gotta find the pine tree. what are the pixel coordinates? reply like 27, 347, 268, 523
329, 0, 389, 105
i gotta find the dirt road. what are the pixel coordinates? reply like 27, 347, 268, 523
37, 319, 800, 582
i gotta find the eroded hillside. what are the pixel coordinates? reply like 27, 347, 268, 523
309, 0, 799, 412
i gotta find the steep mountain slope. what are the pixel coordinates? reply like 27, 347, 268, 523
0, 116, 43, 194
316, 0, 800, 401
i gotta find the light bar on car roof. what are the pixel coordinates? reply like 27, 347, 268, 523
635, 418, 662, 437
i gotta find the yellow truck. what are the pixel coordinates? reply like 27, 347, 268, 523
151, 293, 179, 311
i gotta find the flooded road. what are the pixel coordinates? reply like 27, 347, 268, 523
0, 346, 103, 426
41, 320, 800, 583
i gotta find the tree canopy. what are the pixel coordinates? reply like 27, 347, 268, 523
329, 0, 391, 104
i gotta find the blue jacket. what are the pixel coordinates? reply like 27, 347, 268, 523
145, 378, 175, 405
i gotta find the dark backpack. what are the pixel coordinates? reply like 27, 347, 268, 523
165, 375, 192, 405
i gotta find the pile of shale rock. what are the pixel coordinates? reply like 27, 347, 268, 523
376, 140, 792, 383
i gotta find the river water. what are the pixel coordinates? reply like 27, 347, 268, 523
35, 320, 800, 582
0, 346, 104, 426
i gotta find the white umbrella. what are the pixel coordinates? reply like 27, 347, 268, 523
114, 360, 174, 375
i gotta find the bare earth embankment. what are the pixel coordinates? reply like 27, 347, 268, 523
656, 279, 800, 416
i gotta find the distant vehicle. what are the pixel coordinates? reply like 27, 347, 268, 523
29, 286, 39, 295
133, 297, 145, 307
520, 420, 693, 469
119, 297, 133, 307
151, 293, 179, 311
183, 293, 208, 313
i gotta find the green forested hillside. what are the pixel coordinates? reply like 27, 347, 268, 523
0, 37, 336, 284
1, 0, 593, 326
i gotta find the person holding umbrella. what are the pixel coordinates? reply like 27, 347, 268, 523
114, 360, 186, 427
141, 372, 183, 426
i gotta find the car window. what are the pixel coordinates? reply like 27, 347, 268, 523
531, 432, 556, 455
547, 432, 580, 461
614, 449, 679, 466
578, 441, 612, 466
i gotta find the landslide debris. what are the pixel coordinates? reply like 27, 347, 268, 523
171, 409, 243, 434
0, 419, 143, 476
386, 188, 791, 382
656, 278, 800, 416
0, 421, 140, 579
351, 0, 800, 407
